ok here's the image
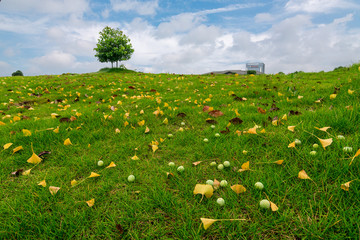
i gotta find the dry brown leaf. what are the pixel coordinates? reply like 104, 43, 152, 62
231, 184, 246, 194
193, 184, 214, 199
349, 149, 360, 166
200, 218, 218, 230
49, 186, 60, 195
213, 179, 220, 189
86, 199, 95, 207
208, 110, 224, 117
298, 170, 311, 180
257, 107, 266, 114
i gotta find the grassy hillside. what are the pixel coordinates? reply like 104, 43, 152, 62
0, 65, 359, 239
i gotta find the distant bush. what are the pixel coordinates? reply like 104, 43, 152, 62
277, 72, 285, 75
98, 66, 135, 74
12, 70, 24, 76
247, 70, 256, 75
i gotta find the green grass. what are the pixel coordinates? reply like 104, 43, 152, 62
0, 64, 359, 239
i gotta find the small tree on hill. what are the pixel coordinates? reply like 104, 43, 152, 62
12, 70, 24, 76
94, 26, 134, 68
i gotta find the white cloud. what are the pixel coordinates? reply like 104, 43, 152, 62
110, 0, 159, 16
0, 0, 89, 15
285, 0, 358, 13
0, 61, 12, 76
255, 13, 275, 23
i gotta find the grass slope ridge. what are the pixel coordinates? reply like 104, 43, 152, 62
0, 64, 359, 239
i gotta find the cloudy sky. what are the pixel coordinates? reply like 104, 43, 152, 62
1, 0, 360, 76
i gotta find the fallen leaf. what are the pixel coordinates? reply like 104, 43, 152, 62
53, 126, 60, 133
202, 106, 213, 112
238, 161, 250, 172
247, 127, 257, 134
274, 160, 284, 165
152, 145, 158, 153
192, 161, 202, 166
315, 126, 331, 132
115, 223, 124, 234
193, 184, 214, 199
330, 94, 337, 99
38, 179, 46, 187
22, 169, 31, 175
200, 218, 218, 230
205, 118, 217, 124
162, 118, 168, 124
86, 199, 95, 207
22, 129, 32, 136
288, 141, 296, 148
131, 155, 139, 160
11, 169, 23, 176
64, 138, 72, 145
27, 152, 42, 164
257, 107, 266, 114
298, 170, 311, 180
270, 201, 279, 211
88, 172, 100, 178
213, 179, 220, 189
145, 126, 150, 133
49, 186, 60, 195
317, 138, 333, 149
349, 149, 360, 165
138, 120, 145, 126
231, 184, 246, 194
288, 126, 296, 132
71, 179, 78, 186
3, 143, 13, 150
106, 162, 116, 168
348, 89, 354, 94
341, 180, 356, 191
229, 117, 243, 125
59, 117, 70, 123
208, 110, 224, 117
12, 146, 23, 154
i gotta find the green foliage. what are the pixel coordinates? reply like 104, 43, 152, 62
94, 26, 134, 68
12, 70, 24, 76
97, 67, 136, 74
247, 70, 256, 75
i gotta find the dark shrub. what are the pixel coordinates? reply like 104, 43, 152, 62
247, 70, 256, 75
12, 70, 24, 76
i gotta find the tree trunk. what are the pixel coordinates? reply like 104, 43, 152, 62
111, 62, 113, 68
116, 61, 118, 68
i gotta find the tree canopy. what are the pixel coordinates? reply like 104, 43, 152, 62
94, 26, 134, 68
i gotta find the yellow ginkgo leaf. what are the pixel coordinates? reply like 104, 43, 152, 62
140, 110, 144, 114
348, 89, 354, 94
315, 126, 331, 132
330, 94, 337, 99
163, 118, 168, 125
106, 162, 116, 168
238, 161, 250, 172
288, 141, 296, 148
341, 180, 356, 191
49, 186, 60, 195
193, 184, 214, 199
247, 127, 257, 134
131, 155, 139, 160
75, 112, 82, 117
138, 120, 145, 126
231, 184, 246, 194
53, 126, 60, 133
115, 128, 120, 133
71, 179, 78, 186
124, 121, 129, 127
64, 138, 72, 145
22, 169, 31, 175
288, 126, 296, 132
3, 143, 13, 150
12, 146, 23, 154
270, 201, 279, 211
38, 179, 46, 187
27, 152, 42, 164
145, 126, 150, 133
274, 160, 284, 165
298, 170, 311, 180
349, 149, 360, 166
51, 113, 59, 118
13, 116, 21, 121
260, 129, 266, 134
152, 145, 158, 153
200, 218, 218, 230
86, 199, 95, 207
22, 129, 32, 136
317, 138, 333, 149
88, 172, 100, 178
0, 121, 6, 126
